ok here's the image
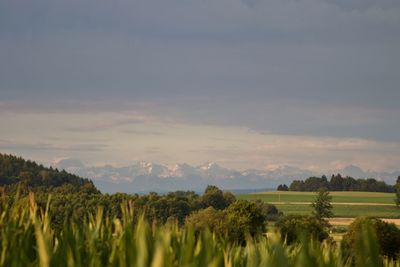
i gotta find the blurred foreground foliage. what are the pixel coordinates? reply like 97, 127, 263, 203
1, 193, 400, 267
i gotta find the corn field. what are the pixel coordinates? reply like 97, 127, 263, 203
0, 193, 399, 267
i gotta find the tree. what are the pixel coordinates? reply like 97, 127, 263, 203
253, 200, 280, 221
311, 188, 333, 225
299, 176, 329, 191
222, 191, 236, 206
329, 174, 343, 191
342, 217, 400, 260
225, 200, 266, 243
288, 174, 394, 192
289, 180, 305, 191
200, 185, 231, 210
276, 215, 329, 244
185, 207, 227, 235
277, 184, 288, 191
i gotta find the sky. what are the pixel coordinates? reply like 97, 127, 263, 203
0, 0, 399, 172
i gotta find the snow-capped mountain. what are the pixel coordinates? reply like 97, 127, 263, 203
169, 163, 201, 178
198, 162, 236, 179
54, 159, 399, 194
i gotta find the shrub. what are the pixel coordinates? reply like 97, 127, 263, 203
277, 184, 289, 191
253, 200, 280, 221
185, 207, 227, 236
200, 185, 232, 210
276, 214, 329, 244
187, 200, 267, 243
342, 217, 400, 260
225, 200, 266, 243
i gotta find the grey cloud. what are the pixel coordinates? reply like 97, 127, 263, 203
321, 0, 400, 11
123, 130, 165, 136
65, 118, 152, 133
0, 140, 106, 152
0, 0, 399, 143
143, 147, 162, 154
185, 145, 245, 155
1, 0, 399, 95
0, 100, 156, 115
152, 97, 400, 142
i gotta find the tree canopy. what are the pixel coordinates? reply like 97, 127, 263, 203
311, 188, 333, 226
342, 217, 400, 260
0, 153, 98, 193
289, 174, 394, 192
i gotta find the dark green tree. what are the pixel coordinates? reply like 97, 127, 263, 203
225, 200, 266, 243
311, 187, 333, 224
277, 184, 288, 191
253, 200, 280, 221
276, 215, 329, 244
329, 174, 343, 191
200, 185, 231, 210
222, 191, 236, 205
288, 174, 394, 192
185, 207, 227, 235
342, 217, 400, 260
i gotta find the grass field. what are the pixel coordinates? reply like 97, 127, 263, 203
237, 191, 400, 218
237, 191, 396, 204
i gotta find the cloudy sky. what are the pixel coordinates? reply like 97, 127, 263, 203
0, 0, 399, 172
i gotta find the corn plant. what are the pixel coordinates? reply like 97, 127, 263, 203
0, 194, 399, 267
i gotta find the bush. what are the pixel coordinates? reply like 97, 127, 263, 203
225, 200, 267, 243
342, 217, 400, 260
200, 185, 233, 210
277, 184, 289, 191
185, 207, 227, 236
276, 215, 329, 244
253, 200, 281, 221
186, 200, 268, 243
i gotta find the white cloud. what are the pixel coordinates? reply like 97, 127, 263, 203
0, 0, 399, 172
1, 107, 399, 172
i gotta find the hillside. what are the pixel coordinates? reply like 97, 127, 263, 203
0, 154, 98, 193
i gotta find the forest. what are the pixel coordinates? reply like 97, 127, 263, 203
278, 174, 396, 192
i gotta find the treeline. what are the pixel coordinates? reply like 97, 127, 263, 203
0, 153, 98, 193
280, 174, 396, 192
3, 183, 279, 239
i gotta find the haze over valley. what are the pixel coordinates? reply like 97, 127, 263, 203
55, 158, 400, 193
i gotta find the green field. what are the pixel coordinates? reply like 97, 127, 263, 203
237, 191, 400, 218
237, 191, 396, 204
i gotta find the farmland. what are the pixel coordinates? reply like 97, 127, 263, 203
237, 191, 400, 219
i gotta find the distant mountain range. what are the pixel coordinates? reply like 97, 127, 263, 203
55, 159, 400, 194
